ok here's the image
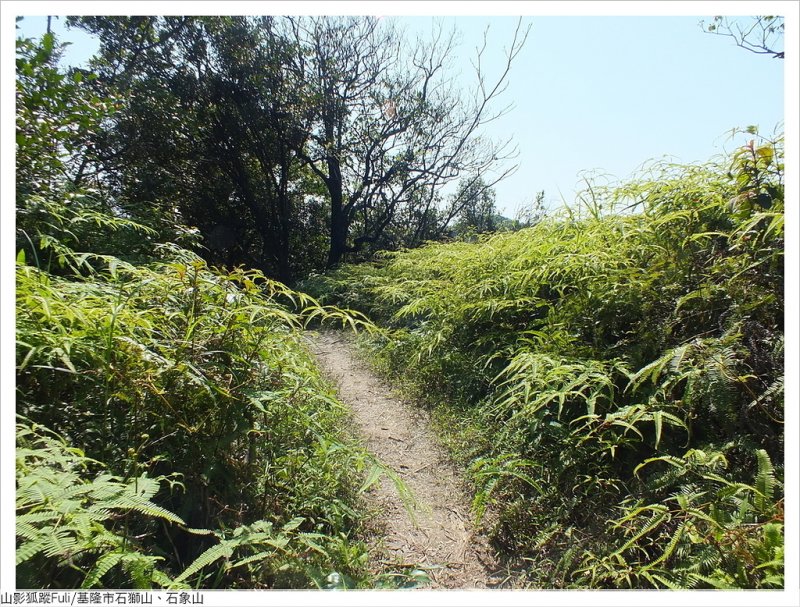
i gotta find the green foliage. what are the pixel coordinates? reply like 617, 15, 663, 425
16, 247, 381, 587
450, 176, 499, 236
171, 516, 377, 589
15, 32, 106, 201
314, 132, 784, 588
16, 413, 386, 590
575, 449, 783, 589
16, 30, 193, 273
15, 28, 383, 589
16, 419, 183, 589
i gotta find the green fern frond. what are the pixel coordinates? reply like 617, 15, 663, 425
81, 551, 126, 588
689, 572, 736, 589
16, 537, 50, 565
120, 553, 163, 589
753, 449, 776, 512
172, 541, 232, 584
43, 529, 79, 559
95, 495, 185, 525
151, 569, 178, 589
643, 520, 687, 569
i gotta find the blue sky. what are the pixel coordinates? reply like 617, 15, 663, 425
403, 15, 785, 215
15, 12, 785, 217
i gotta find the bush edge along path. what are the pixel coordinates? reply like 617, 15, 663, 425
307, 330, 505, 589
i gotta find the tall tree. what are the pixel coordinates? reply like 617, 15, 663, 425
287, 16, 529, 267
70, 16, 530, 278
71, 16, 314, 282
452, 176, 498, 235
15, 24, 161, 268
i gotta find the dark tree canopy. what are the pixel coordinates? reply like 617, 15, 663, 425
63, 16, 529, 282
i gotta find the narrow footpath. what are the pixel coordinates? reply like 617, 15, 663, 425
306, 330, 504, 589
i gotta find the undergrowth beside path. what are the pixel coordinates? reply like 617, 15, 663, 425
308, 330, 506, 589
302, 134, 785, 589
16, 247, 384, 588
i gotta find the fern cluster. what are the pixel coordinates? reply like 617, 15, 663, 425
310, 131, 784, 588
16, 419, 182, 588
16, 246, 382, 588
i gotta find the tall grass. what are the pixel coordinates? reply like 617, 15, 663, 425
15, 206, 388, 589
305, 132, 784, 588
17, 246, 385, 588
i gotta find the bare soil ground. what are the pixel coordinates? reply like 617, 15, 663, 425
306, 330, 506, 589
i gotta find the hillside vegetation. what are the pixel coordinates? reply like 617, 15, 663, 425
15, 18, 784, 591
16, 251, 386, 589
15, 31, 392, 590
305, 135, 785, 588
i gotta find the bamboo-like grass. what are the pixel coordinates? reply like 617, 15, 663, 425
309, 133, 785, 588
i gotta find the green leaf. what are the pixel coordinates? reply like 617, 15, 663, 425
359, 463, 383, 493
281, 517, 305, 533
82, 551, 125, 588
753, 449, 776, 512
173, 542, 233, 584
653, 410, 663, 449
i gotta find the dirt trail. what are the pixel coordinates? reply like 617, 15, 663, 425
306, 330, 502, 589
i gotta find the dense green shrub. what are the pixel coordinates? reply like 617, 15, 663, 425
16, 419, 184, 589
313, 132, 784, 588
16, 247, 385, 588
15, 28, 382, 590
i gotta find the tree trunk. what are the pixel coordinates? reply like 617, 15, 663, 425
274, 159, 293, 284
325, 156, 348, 268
